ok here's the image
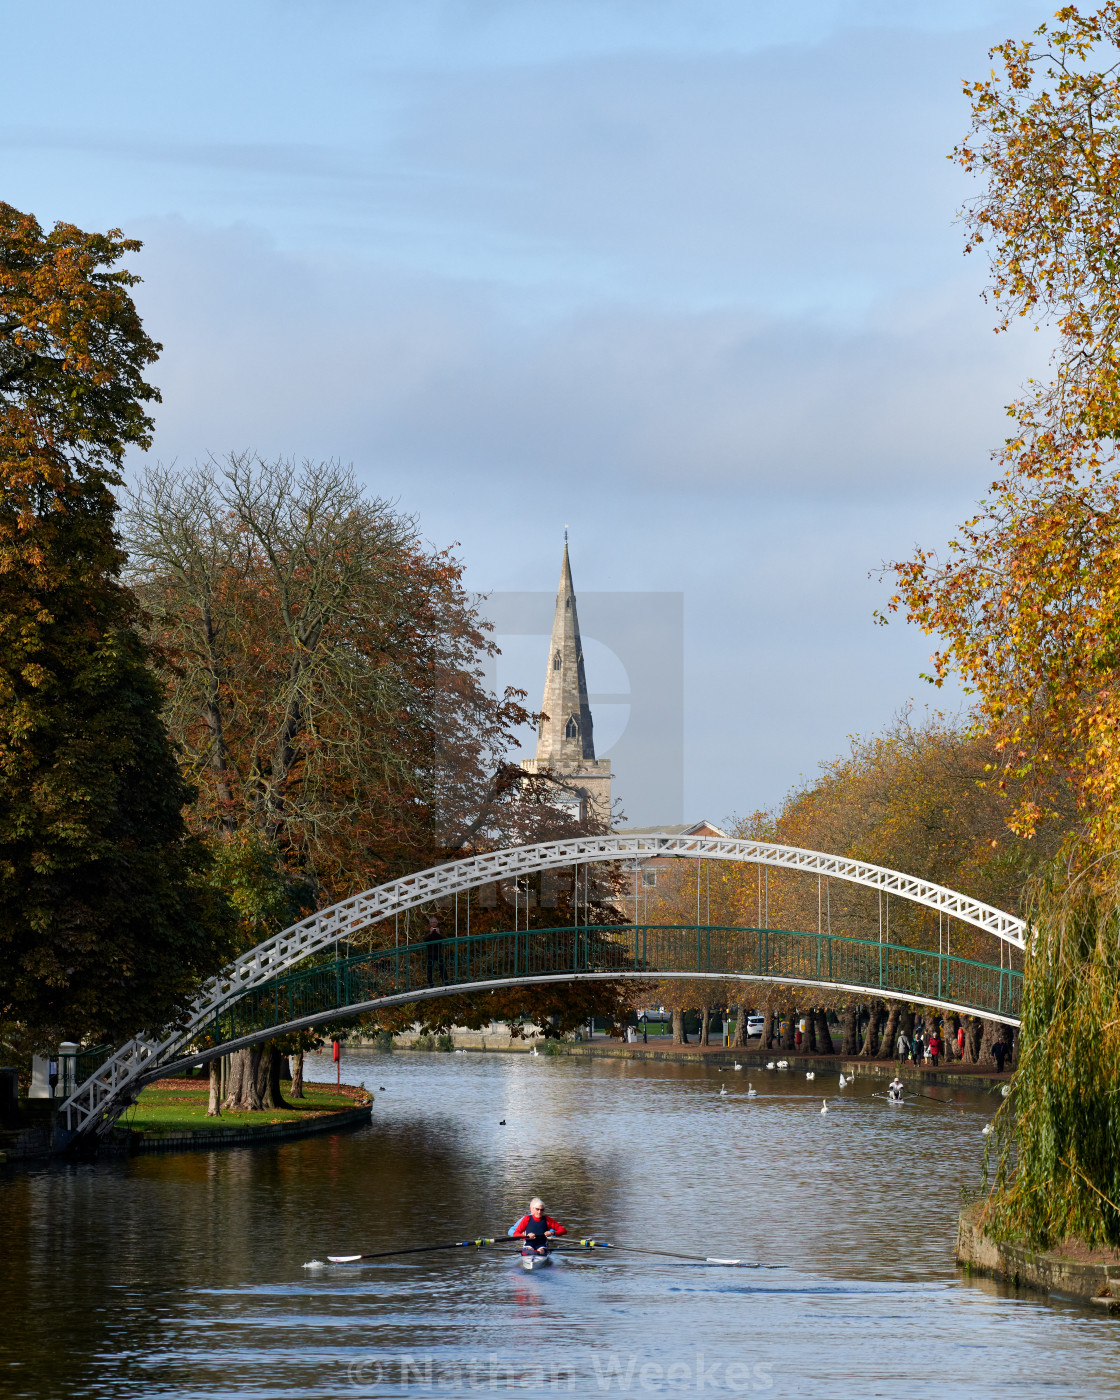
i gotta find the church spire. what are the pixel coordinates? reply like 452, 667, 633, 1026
535, 538, 596, 764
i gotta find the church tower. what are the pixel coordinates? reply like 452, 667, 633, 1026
520, 537, 612, 826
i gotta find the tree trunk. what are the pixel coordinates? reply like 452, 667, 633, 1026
965, 1015, 984, 1064
207, 1058, 221, 1117
860, 999, 885, 1058
225, 1047, 264, 1110
260, 1044, 290, 1110
945, 1013, 961, 1060
698, 1005, 710, 1047
881, 1002, 902, 1061
814, 1008, 835, 1055
224, 1048, 245, 1109
673, 1008, 688, 1045
761, 1009, 774, 1049
977, 1017, 1001, 1068
731, 1005, 746, 1048
291, 1051, 305, 1098
841, 1004, 859, 1055
781, 1010, 797, 1052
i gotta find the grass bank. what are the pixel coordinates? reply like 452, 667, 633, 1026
123, 1078, 369, 1135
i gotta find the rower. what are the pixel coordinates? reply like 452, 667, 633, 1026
888, 1076, 904, 1101
508, 1198, 567, 1255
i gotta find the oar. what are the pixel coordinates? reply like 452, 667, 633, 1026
555, 1238, 745, 1266
326, 1238, 496, 1263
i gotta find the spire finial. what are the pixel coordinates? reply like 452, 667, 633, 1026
564, 524, 569, 543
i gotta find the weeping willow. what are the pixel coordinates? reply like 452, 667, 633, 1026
984, 853, 1120, 1249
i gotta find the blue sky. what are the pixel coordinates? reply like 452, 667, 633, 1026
4, 1, 1053, 823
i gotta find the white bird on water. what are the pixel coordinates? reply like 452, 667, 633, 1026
777, 1059, 789, 1069
820, 1100, 829, 1114
719, 1085, 727, 1096
766, 1061, 776, 1070
805, 1071, 816, 1081
838, 1073, 848, 1088
734, 1063, 743, 1071
982, 1123, 993, 1135
746, 1084, 757, 1098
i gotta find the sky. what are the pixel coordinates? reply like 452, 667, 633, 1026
3, 1, 1055, 825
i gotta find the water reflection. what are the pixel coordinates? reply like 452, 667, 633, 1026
1, 1052, 1118, 1398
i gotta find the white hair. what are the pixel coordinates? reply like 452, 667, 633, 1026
529, 1197, 544, 1210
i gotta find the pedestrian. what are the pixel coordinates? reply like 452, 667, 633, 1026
928, 1028, 941, 1068
957, 1023, 966, 1061
423, 914, 447, 986
896, 1029, 910, 1060
911, 1029, 923, 1066
794, 1026, 802, 1051
993, 1038, 1006, 1073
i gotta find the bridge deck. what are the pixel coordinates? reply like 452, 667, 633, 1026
92, 923, 1020, 1079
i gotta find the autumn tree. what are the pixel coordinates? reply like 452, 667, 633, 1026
0, 204, 235, 1057
125, 455, 631, 1088
125, 453, 541, 902
886, 7, 1120, 1245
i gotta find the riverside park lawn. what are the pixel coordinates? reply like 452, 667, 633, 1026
123, 1078, 361, 1133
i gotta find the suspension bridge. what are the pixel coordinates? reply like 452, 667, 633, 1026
57, 833, 1026, 1142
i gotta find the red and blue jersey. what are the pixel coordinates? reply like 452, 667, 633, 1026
509, 1214, 567, 1240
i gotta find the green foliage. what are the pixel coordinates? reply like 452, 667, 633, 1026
984, 856, 1120, 1248
205, 828, 314, 947
0, 203, 236, 1052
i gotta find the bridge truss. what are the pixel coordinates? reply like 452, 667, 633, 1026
58, 835, 1027, 1139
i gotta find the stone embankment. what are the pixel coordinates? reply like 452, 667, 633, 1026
956, 1205, 1120, 1307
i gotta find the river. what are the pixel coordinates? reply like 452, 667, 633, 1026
3, 1051, 1119, 1398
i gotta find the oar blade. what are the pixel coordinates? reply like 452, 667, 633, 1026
327, 1254, 365, 1263
705, 1257, 741, 1266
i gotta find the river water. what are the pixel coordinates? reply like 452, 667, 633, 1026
3, 1051, 1119, 1399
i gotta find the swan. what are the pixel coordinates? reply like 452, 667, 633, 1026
746, 1084, 757, 1098
777, 1059, 789, 1069
982, 1123, 993, 1135
719, 1085, 727, 1096
766, 1061, 775, 1070
805, 1071, 816, 1081
734, 1062, 742, 1071
1001, 1084, 1010, 1097
820, 1100, 829, 1114
838, 1073, 848, 1088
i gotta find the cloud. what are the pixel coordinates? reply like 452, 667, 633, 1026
130, 216, 1035, 501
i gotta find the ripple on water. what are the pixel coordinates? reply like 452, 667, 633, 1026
1, 1052, 1117, 1399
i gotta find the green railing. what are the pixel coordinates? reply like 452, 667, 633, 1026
75, 1043, 114, 1084
183, 924, 1022, 1055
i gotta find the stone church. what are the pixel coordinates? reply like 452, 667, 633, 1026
520, 538, 612, 826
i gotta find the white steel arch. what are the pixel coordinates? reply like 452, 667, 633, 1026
60, 834, 1026, 1136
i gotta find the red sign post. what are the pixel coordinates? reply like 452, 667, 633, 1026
332, 1038, 341, 1089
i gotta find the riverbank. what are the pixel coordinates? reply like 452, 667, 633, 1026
124, 1077, 373, 1152
0, 1080, 374, 1163
957, 1204, 1120, 1307
445, 1039, 1013, 1092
